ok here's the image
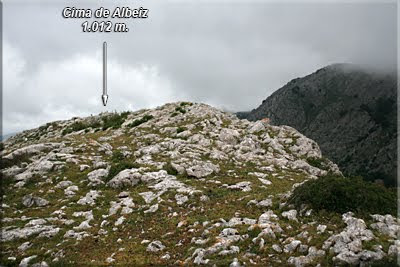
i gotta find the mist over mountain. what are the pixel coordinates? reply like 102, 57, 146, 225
238, 63, 397, 186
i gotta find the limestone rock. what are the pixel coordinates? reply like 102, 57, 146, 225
186, 161, 220, 178
22, 194, 49, 207
282, 210, 298, 222
323, 212, 377, 265
107, 168, 141, 188
147, 240, 165, 252
77, 190, 100, 206
224, 181, 252, 192
87, 168, 108, 186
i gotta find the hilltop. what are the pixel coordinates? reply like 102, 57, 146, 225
1, 102, 398, 266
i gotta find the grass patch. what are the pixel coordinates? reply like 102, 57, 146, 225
128, 115, 154, 128
288, 174, 396, 217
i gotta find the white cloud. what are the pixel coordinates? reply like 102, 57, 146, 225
3, 41, 182, 134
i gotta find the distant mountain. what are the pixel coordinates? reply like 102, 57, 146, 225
239, 63, 397, 186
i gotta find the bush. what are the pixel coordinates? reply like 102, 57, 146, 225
111, 150, 125, 163
177, 127, 187, 133
62, 120, 102, 135
39, 124, 49, 132
367, 256, 398, 267
106, 161, 139, 182
1, 153, 31, 169
105, 150, 140, 182
287, 174, 396, 216
306, 157, 330, 171
164, 162, 178, 175
89, 121, 102, 129
180, 102, 192, 107
62, 121, 87, 135
102, 112, 130, 130
175, 106, 186, 114
128, 114, 153, 128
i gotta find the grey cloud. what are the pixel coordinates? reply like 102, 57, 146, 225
2, 1, 397, 134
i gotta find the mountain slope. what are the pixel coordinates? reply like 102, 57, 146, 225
1, 102, 398, 266
240, 64, 397, 186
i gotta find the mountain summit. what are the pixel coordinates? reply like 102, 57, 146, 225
239, 64, 397, 186
1, 102, 398, 266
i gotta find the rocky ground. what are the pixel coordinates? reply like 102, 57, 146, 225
1, 102, 399, 266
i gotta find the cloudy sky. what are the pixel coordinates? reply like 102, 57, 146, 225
2, 0, 397, 135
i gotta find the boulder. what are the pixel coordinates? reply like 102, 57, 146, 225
22, 194, 49, 207
107, 169, 141, 188
147, 241, 165, 252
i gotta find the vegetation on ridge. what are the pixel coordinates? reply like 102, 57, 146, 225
288, 174, 396, 217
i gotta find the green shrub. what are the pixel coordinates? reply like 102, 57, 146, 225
89, 121, 102, 129
111, 150, 125, 163
62, 121, 87, 135
144, 114, 154, 120
180, 102, 192, 107
102, 112, 130, 130
105, 150, 141, 182
62, 119, 102, 135
128, 114, 154, 128
39, 124, 48, 132
175, 106, 186, 114
306, 157, 330, 171
106, 161, 139, 183
1, 153, 32, 169
367, 256, 398, 267
287, 174, 396, 216
177, 127, 187, 133
164, 162, 178, 175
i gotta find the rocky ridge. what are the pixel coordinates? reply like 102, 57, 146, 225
239, 64, 397, 186
1, 102, 398, 266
